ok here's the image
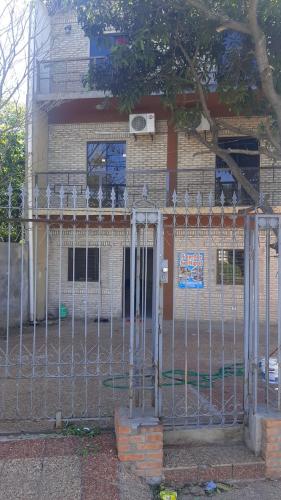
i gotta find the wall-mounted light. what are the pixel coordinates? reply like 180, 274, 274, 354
64, 25, 72, 35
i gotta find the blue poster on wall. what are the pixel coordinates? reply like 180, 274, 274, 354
177, 252, 204, 289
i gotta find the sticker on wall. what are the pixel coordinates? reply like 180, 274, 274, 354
177, 252, 204, 289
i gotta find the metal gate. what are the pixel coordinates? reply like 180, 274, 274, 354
244, 214, 281, 419
0, 185, 253, 429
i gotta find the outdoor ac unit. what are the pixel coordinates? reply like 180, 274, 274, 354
129, 113, 155, 134
196, 114, 211, 132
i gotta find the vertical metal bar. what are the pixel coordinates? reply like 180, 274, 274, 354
142, 221, 148, 415
220, 200, 225, 425
184, 203, 189, 423
278, 218, 281, 410
157, 216, 163, 418
232, 203, 238, 422
253, 217, 260, 414
208, 196, 213, 425
5, 186, 12, 378
122, 221, 127, 374
171, 208, 176, 427
58, 187, 64, 413
97, 223, 102, 419
18, 188, 25, 389
196, 196, 201, 426
71, 197, 77, 417
243, 216, 250, 417
135, 228, 141, 408
129, 210, 136, 418
110, 187, 116, 407
265, 227, 270, 409
44, 189, 50, 418
16, 191, 25, 418
84, 191, 89, 417
110, 208, 114, 407
31, 188, 39, 417
154, 211, 162, 417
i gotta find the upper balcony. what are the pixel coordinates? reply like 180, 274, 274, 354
36, 57, 107, 101
32, 166, 281, 212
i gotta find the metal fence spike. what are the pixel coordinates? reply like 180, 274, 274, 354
208, 191, 214, 208
142, 184, 148, 199
111, 187, 116, 208
85, 185, 90, 201
184, 191, 190, 208
123, 187, 128, 208
196, 191, 202, 208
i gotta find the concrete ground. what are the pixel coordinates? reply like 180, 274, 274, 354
176, 480, 281, 499
0, 433, 119, 500
0, 434, 280, 500
0, 318, 278, 433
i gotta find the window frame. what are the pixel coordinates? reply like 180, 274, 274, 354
68, 247, 100, 282
215, 136, 260, 206
216, 248, 245, 286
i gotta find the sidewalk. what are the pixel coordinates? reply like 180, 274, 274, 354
0, 432, 281, 499
0, 432, 119, 500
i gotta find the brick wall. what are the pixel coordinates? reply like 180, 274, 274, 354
174, 229, 278, 321
48, 228, 127, 318
261, 417, 281, 478
115, 406, 163, 483
47, 120, 168, 206
177, 116, 281, 205
46, 226, 279, 322
50, 11, 89, 60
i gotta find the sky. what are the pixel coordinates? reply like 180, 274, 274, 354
0, 0, 30, 105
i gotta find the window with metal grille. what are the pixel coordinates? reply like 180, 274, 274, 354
216, 249, 244, 285
68, 248, 99, 282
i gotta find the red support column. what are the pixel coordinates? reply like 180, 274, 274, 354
164, 122, 177, 320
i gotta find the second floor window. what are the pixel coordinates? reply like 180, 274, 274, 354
87, 142, 126, 206
90, 35, 127, 59
215, 136, 260, 206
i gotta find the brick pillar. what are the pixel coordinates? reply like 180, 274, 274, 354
115, 407, 163, 484
261, 416, 281, 478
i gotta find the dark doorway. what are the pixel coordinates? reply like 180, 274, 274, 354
123, 247, 153, 318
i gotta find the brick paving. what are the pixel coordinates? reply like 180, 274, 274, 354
164, 443, 266, 486
0, 433, 119, 500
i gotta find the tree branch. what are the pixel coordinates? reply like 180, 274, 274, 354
184, 0, 251, 34
248, 0, 281, 142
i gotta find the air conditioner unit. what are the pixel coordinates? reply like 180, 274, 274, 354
129, 113, 155, 134
196, 114, 211, 132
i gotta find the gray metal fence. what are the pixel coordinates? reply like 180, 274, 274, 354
0, 184, 280, 430
244, 214, 281, 418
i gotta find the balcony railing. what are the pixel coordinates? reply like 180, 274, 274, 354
37, 57, 106, 96
32, 166, 281, 209
36, 57, 218, 98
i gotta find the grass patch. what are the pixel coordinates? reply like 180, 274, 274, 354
62, 423, 101, 438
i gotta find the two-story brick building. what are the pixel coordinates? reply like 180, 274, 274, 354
27, 1, 280, 331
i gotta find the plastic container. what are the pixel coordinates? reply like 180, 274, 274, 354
259, 357, 278, 384
159, 490, 177, 500
59, 303, 68, 319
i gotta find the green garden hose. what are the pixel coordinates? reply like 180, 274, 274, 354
102, 363, 244, 390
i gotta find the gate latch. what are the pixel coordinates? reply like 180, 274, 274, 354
161, 259, 169, 283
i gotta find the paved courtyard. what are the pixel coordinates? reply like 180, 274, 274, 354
0, 318, 278, 432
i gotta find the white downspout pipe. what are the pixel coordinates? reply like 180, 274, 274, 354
26, 1, 36, 323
